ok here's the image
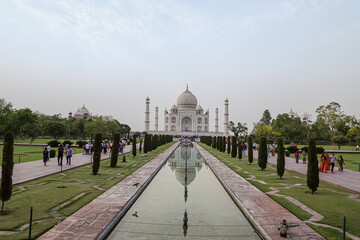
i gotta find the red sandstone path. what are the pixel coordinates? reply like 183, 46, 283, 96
251, 150, 360, 193
0, 145, 136, 185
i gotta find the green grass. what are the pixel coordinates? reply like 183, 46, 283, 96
0, 145, 83, 165
0, 142, 175, 240
307, 223, 353, 240
200, 143, 360, 238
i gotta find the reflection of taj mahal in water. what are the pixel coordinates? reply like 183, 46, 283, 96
145, 85, 229, 136
168, 147, 205, 186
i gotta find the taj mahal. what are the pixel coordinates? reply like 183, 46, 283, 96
145, 85, 229, 136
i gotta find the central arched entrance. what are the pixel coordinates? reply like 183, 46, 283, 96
181, 116, 192, 131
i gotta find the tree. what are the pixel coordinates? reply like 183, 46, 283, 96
307, 138, 319, 194
139, 138, 143, 153
132, 137, 137, 157
144, 135, 149, 153
20, 121, 42, 145
316, 102, 345, 136
212, 136, 217, 149
222, 136, 226, 153
228, 121, 248, 140
347, 126, 359, 142
110, 133, 120, 167
331, 135, 349, 150
231, 136, 237, 158
1, 131, 14, 213
227, 136, 231, 154
276, 137, 285, 179
238, 142, 242, 159
248, 137, 253, 164
46, 121, 69, 139
258, 136, 267, 170
11, 108, 38, 141
217, 136, 221, 151
92, 133, 102, 175
253, 124, 275, 137
260, 109, 272, 125
272, 113, 305, 141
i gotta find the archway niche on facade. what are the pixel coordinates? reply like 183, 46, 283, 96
171, 117, 176, 123
171, 125, 176, 131
197, 118, 202, 124
181, 116, 192, 131
205, 118, 208, 124
197, 126, 202, 132
165, 125, 169, 131
166, 117, 169, 123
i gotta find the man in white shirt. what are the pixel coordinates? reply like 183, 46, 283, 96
329, 153, 337, 173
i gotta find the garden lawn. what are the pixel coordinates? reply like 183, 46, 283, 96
200, 143, 360, 239
0, 145, 82, 165
0, 142, 175, 240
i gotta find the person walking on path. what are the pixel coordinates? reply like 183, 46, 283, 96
47, 144, 51, 161
43, 148, 48, 166
325, 154, 331, 171
66, 146, 73, 165
57, 145, 64, 166
302, 151, 307, 164
319, 154, 327, 173
85, 142, 90, 155
356, 145, 359, 151
330, 153, 337, 173
295, 150, 299, 163
338, 155, 344, 172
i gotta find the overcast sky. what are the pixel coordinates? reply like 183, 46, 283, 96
1, 0, 359, 132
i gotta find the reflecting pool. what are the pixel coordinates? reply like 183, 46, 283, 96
108, 145, 260, 239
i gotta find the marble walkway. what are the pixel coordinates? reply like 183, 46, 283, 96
0, 145, 136, 185
251, 150, 360, 193
194, 143, 324, 240
38, 143, 179, 240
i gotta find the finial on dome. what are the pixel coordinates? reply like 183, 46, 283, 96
186, 84, 188, 90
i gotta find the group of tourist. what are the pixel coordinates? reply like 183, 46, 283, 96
42, 144, 73, 166
294, 150, 307, 164
319, 153, 344, 173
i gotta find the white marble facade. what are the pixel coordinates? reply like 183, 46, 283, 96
164, 86, 209, 133
145, 86, 228, 136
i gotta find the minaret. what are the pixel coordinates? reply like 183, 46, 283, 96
145, 97, 150, 132
215, 107, 219, 132
155, 106, 159, 131
224, 98, 229, 136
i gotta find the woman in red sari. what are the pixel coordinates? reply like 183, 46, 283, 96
325, 154, 330, 171
319, 154, 327, 173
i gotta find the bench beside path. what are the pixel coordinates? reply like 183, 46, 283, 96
194, 143, 324, 240
38, 142, 179, 240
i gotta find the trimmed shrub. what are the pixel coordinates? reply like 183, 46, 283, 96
132, 137, 137, 157
47, 140, 60, 147
92, 133, 102, 175
301, 146, 308, 153
62, 140, 73, 146
227, 136, 231, 154
110, 133, 120, 167
316, 147, 325, 154
286, 146, 299, 153
285, 150, 290, 157
248, 137, 253, 164
139, 138, 143, 153
1, 131, 14, 213
258, 136, 267, 170
49, 149, 56, 158
277, 137, 285, 179
238, 143, 242, 159
144, 135, 148, 153
123, 155, 126, 162
76, 140, 87, 148
307, 138, 319, 194
231, 136, 237, 158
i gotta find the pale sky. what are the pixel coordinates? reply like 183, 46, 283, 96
1, 0, 359, 132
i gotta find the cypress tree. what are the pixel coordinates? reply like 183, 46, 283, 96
258, 136, 267, 170
248, 137, 253, 164
92, 133, 102, 175
212, 136, 217, 149
227, 136, 231, 154
222, 136, 226, 153
110, 133, 120, 167
139, 138, 143, 153
231, 136, 237, 158
238, 142, 242, 159
307, 138, 319, 194
132, 137, 137, 157
1, 131, 14, 213
219, 137, 222, 151
144, 135, 148, 153
152, 135, 156, 151
277, 137, 285, 179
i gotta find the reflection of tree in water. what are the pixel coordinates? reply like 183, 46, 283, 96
168, 147, 204, 186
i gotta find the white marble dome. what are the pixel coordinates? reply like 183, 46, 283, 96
176, 87, 198, 109
80, 105, 90, 115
